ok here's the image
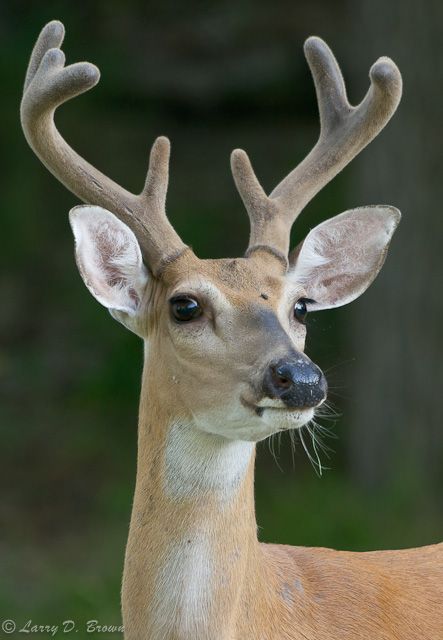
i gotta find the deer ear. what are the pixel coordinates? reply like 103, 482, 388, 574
69, 205, 149, 315
287, 206, 401, 310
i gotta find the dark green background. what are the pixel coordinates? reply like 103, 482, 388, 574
1, 0, 442, 634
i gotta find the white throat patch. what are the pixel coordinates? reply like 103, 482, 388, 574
151, 531, 213, 639
164, 420, 254, 500
149, 421, 253, 638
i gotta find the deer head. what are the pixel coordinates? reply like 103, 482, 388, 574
21, 21, 402, 443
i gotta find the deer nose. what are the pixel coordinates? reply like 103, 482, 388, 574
263, 357, 327, 408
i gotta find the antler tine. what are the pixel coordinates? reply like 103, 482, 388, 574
23, 20, 65, 92
230, 150, 286, 264
21, 21, 188, 275
232, 36, 402, 262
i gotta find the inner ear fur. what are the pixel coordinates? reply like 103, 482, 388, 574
69, 205, 149, 316
287, 205, 401, 310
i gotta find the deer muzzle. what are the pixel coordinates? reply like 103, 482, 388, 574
262, 354, 327, 409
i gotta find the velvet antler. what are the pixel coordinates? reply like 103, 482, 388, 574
21, 20, 188, 275
231, 37, 402, 264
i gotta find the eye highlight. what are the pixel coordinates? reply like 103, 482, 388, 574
293, 298, 309, 324
170, 296, 203, 323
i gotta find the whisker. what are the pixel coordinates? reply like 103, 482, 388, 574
267, 432, 283, 472
309, 421, 335, 456
314, 401, 341, 425
299, 426, 322, 477
314, 407, 340, 420
323, 358, 356, 376
311, 421, 338, 440
288, 428, 296, 469
326, 390, 351, 401
307, 424, 326, 473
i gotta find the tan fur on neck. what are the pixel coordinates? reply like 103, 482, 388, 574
122, 360, 443, 640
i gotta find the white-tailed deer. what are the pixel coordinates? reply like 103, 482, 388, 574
21, 20, 442, 640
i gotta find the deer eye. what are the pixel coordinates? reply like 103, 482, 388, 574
293, 298, 308, 324
170, 296, 202, 322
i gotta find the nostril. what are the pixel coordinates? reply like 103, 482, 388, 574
272, 365, 294, 390
264, 358, 327, 406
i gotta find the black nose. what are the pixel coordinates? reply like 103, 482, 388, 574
263, 356, 327, 408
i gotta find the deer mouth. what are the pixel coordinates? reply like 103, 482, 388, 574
241, 396, 314, 419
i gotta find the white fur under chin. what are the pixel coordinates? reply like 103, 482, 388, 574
164, 421, 254, 500
156, 421, 252, 639
193, 403, 315, 442
155, 413, 312, 638
259, 405, 315, 434
164, 407, 314, 502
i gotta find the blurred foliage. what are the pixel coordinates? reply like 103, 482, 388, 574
0, 0, 441, 632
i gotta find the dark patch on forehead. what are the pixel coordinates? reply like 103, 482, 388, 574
260, 293, 269, 300
251, 307, 282, 331
247, 306, 295, 352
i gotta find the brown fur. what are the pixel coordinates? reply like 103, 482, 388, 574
20, 21, 442, 640
120, 255, 443, 639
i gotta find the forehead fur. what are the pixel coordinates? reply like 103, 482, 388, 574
161, 252, 286, 307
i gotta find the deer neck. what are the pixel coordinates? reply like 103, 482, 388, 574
122, 356, 259, 639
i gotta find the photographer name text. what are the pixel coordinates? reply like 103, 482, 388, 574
1, 619, 124, 635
